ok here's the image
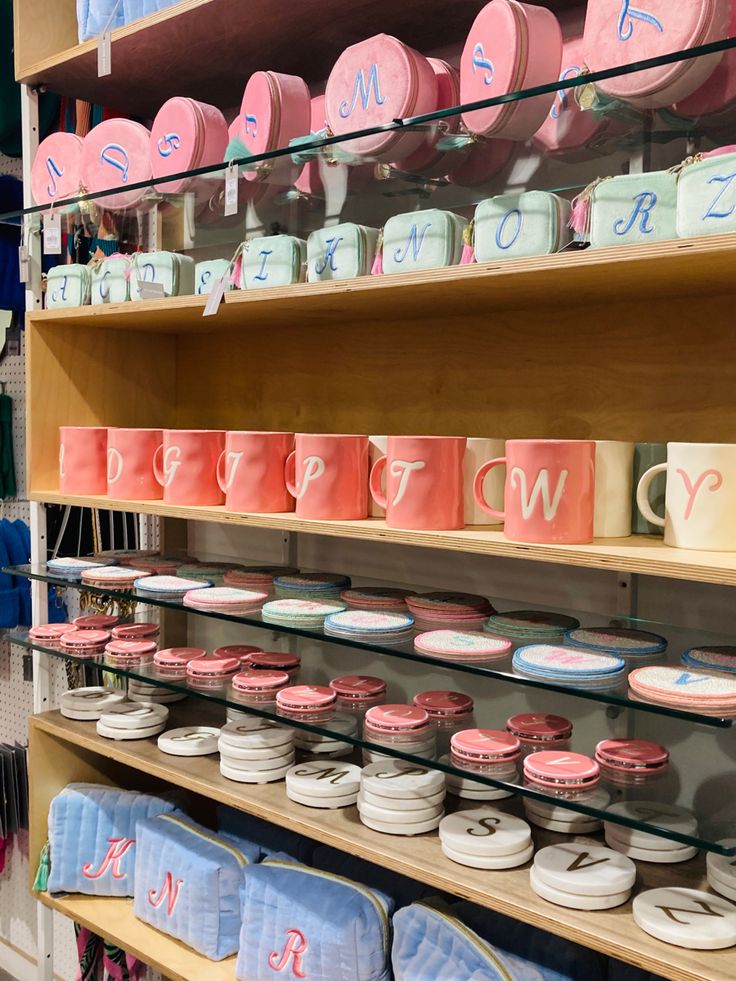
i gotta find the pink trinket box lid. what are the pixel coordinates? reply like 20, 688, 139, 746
104, 639, 157, 658
238, 70, 310, 185
29, 623, 76, 641
60, 628, 111, 649
232, 669, 290, 693
81, 119, 153, 211
523, 750, 600, 787
74, 614, 120, 630
413, 690, 474, 718
249, 652, 300, 672
673, 0, 736, 119
330, 674, 387, 698
31, 133, 84, 209
111, 622, 159, 640
213, 644, 263, 664
364, 703, 430, 733
450, 727, 520, 762
595, 738, 669, 770
186, 653, 240, 677
154, 647, 205, 668
276, 684, 337, 711
506, 712, 573, 739
295, 95, 327, 196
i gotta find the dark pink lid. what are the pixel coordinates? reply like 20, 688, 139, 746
595, 738, 669, 768
186, 654, 240, 677
111, 622, 160, 640
330, 675, 387, 698
104, 639, 157, 657
74, 614, 120, 629
250, 652, 300, 672
450, 728, 520, 762
29, 623, 75, 640
507, 712, 573, 740
276, 685, 337, 711
523, 751, 600, 782
60, 628, 111, 648
232, 669, 290, 693
413, 690, 474, 718
154, 647, 205, 667
214, 644, 263, 664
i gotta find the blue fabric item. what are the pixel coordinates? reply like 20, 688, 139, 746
0, 529, 12, 592
76, 0, 125, 41
122, 0, 182, 23
393, 901, 540, 981
217, 805, 314, 863
134, 814, 248, 960
455, 901, 607, 981
0, 177, 24, 313
312, 845, 431, 908
12, 520, 30, 557
0, 520, 30, 624
0, 586, 19, 627
237, 861, 393, 981
47, 784, 178, 897
47, 585, 68, 624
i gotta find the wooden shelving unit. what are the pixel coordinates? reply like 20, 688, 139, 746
29, 709, 736, 981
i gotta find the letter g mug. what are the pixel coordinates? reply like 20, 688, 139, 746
474, 438, 596, 544
285, 434, 369, 519
153, 430, 225, 506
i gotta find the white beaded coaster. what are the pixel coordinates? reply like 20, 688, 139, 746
361, 759, 445, 800
286, 761, 362, 798
633, 888, 736, 949
439, 808, 532, 858
442, 840, 534, 870
157, 726, 220, 756
530, 866, 631, 911
533, 843, 636, 898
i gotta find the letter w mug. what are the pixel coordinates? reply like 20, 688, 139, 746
474, 438, 596, 544
369, 435, 467, 530
153, 430, 225, 506
285, 434, 369, 519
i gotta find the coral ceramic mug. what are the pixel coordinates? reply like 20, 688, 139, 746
153, 430, 225, 506
474, 439, 596, 544
217, 431, 295, 513
285, 434, 368, 519
370, 435, 467, 530
59, 427, 107, 495
637, 442, 736, 550
107, 428, 163, 500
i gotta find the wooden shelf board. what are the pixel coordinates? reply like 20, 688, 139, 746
31, 711, 736, 981
37, 893, 235, 981
25, 234, 736, 334
29, 490, 736, 585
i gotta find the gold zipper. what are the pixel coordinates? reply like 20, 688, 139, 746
493, 0, 529, 136
158, 814, 248, 867
416, 902, 514, 981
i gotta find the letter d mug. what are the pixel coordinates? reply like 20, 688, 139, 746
59, 426, 108, 495
107, 428, 163, 500
370, 435, 467, 530
474, 439, 596, 544
153, 430, 225, 506
285, 434, 369, 519
637, 442, 736, 550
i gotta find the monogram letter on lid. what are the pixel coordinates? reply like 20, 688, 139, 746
589, 171, 678, 249
81, 119, 153, 211
474, 191, 572, 262
31, 133, 84, 213
634, 888, 736, 949
381, 210, 467, 275
677, 148, 736, 239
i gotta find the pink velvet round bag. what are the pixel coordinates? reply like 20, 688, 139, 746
238, 70, 310, 185
150, 97, 228, 195
393, 59, 461, 177
31, 133, 84, 212
81, 118, 154, 211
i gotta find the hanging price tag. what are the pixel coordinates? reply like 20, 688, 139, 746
43, 213, 61, 255
224, 163, 239, 217
98, 31, 112, 77
136, 279, 166, 300
203, 275, 228, 317
18, 245, 30, 284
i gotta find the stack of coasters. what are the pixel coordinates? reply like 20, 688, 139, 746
531, 843, 636, 911
565, 626, 667, 659
363, 704, 436, 764
232, 669, 290, 706
486, 610, 580, 644
507, 713, 573, 755
261, 598, 347, 627
707, 839, 736, 901
513, 645, 626, 690
524, 751, 601, 793
28, 623, 76, 648
60, 686, 126, 720
59, 628, 111, 658
80, 566, 151, 591
157, 726, 221, 756
286, 760, 362, 809
340, 586, 416, 611
47, 557, 109, 581
134, 575, 213, 599
595, 738, 669, 784
249, 651, 300, 680
324, 610, 415, 645
294, 712, 358, 758
523, 787, 610, 835
439, 808, 533, 869
415, 629, 512, 664
440, 754, 513, 800
330, 674, 387, 715
628, 665, 736, 716
111, 622, 160, 642
182, 585, 268, 612
604, 801, 699, 862
274, 572, 351, 600
176, 563, 231, 585
276, 685, 337, 722
633, 888, 736, 949
358, 759, 445, 835
133, 556, 180, 575
186, 652, 240, 689
74, 614, 119, 630
218, 718, 294, 784
406, 592, 495, 631
104, 639, 157, 667
449, 729, 521, 799
153, 647, 205, 678
127, 679, 187, 705
223, 566, 298, 591
682, 646, 736, 675
214, 644, 264, 667
96, 702, 169, 740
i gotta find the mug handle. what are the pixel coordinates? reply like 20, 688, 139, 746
152, 444, 165, 487
636, 463, 667, 528
473, 458, 507, 521
216, 450, 229, 494
284, 451, 297, 498
369, 456, 388, 510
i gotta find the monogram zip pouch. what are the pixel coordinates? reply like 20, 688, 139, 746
91, 257, 131, 306
46, 264, 91, 309
242, 235, 307, 289
589, 171, 678, 249
195, 259, 233, 297
236, 861, 393, 981
381, 209, 467, 274
307, 223, 380, 282
47, 784, 177, 897
134, 814, 249, 959
130, 252, 195, 300
475, 191, 572, 262
677, 149, 736, 239
77, 0, 124, 41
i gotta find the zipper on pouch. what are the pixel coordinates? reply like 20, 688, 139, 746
158, 813, 248, 867
416, 902, 514, 981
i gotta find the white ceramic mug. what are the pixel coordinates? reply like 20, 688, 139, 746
464, 438, 505, 525
594, 440, 634, 538
637, 442, 736, 550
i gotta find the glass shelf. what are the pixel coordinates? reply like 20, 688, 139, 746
9, 563, 736, 729
11, 628, 736, 857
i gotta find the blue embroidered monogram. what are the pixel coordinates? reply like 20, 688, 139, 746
471, 43, 494, 86
316, 237, 342, 275
550, 67, 581, 119
393, 223, 432, 264
613, 192, 658, 236
703, 171, 736, 220
308, 224, 379, 282
475, 191, 571, 262
496, 209, 523, 249
242, 235, 307, 289
382, 210, 466, 275
255, 249, 273, 281
244, 114, 258, 138
157, 133, 181, 157
674, 672, 707, 686
99, 144, 130, 183
339, 65, 386, 118
617, 0, 664, 42
46, 157, 64, 197
678, 152, 736, 238
47, 265, 92, 309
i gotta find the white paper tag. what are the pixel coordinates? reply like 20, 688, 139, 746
224, 164, 238, 217
18, 246, 29, 284
98, 31, 112, 77
43, 213, 61, 255
137, 279, 165, 300
203, 275, 228, 317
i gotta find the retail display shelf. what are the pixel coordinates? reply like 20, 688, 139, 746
24, 235, 736, 334
23, 498, 736, 587
30, 711, 735, 981
37, 893, 235, 981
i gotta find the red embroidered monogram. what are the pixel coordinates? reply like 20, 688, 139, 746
82, 838, 135, 880
268, 928, 308, 977
147, 871, 184, 915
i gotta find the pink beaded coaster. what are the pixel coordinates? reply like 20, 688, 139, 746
414, 630, 512, 661
182, 586, 268, 610
629, 665, 736, 713
339, 587, 416, 610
